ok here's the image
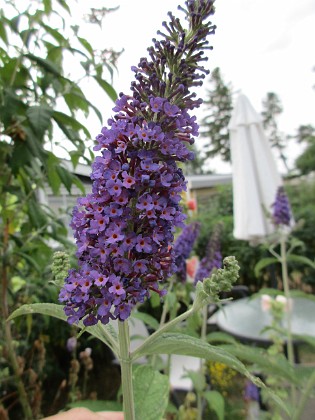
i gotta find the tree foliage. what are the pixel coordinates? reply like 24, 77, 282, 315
201, 67, 233, 162
0, 1, 117, 417
261, 92, 289, 171
294, 124, 315, 175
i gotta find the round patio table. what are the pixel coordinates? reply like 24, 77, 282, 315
209, 296, 315, 344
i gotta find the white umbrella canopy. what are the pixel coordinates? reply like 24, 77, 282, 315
229, 94, 283, 244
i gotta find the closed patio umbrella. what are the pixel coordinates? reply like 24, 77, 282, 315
229, 94, 282, 244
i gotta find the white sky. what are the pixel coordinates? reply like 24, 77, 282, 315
73, 0, 315, 173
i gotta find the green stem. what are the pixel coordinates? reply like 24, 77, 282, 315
197, 305, 208, 420
151, 278, 175, 369
280, 234, 296, 405
118, 320, 135, 420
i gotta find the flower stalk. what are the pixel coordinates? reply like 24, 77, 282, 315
118, 320, 135, 420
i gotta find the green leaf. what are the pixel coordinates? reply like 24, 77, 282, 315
27, 199, 48, 228
254, 257, 278, 277
64, 92, 89, 115
77, 36, 94, 58
43, 0, 53, 14
183, 370, 206, 393
93, 76, 117, 102
133, 332, 263, 385
286, 254, 315, 269
25, 53, 62, 77
55, 165, 74, 193
41, 23, 68, 46
203, 390, 225, 420
67, 400, 122, 412
133, 365, 169, 420
53, 111, 91, 138
131, 312, 160, 331
206, 331, 238, 344
219, 343, 297, 383
11, 276, 26, 293
13, 251, 41, 273
56, 0, 71, 14
46, 153, 62, 194
26, 105, 54, 138
8, 303, 119, 356
0, 20, 8, 45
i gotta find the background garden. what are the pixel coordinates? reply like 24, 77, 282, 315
1, 0, 315, 419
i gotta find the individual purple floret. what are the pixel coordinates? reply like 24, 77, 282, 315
194, 223, 222, 284
271, 186, 292, 226
59, 1, 216, 326
173, 222, 201, 282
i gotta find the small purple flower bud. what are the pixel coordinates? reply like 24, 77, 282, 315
272, 186, 292, 226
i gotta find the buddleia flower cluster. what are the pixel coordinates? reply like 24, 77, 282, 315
59, 0, 216, 326
271, 186, 292, 227
194, 223, 222, 284
173, 221, 201, 282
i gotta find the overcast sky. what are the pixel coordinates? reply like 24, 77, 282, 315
73, 0, 315, 173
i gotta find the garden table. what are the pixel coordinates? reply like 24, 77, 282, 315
208, 296, 315, 352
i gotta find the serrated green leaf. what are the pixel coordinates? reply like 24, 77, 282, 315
93, 76, 117, 102
8, 303, 119, 356
133, 365, 169, 420
132, 312, 160, 331
26, 105, 53, 138
254, 257, 278, 277
203, 390, 225, 420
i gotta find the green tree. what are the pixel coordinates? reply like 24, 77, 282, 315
201, 67, 233, 162
261, 92, 289, 171
0, 1, 117, 418
294, 124, 315, 175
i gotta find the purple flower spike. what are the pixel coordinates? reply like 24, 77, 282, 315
173, 222, 201, 282
272, 186, 292, 226
59, 1, 216, 325
195, 224, 223, 284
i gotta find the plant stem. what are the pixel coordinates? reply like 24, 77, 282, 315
151, 277, 175, 369
197, 304, 208, 420
118, 320, 135, 420
280, 234, 296, 405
